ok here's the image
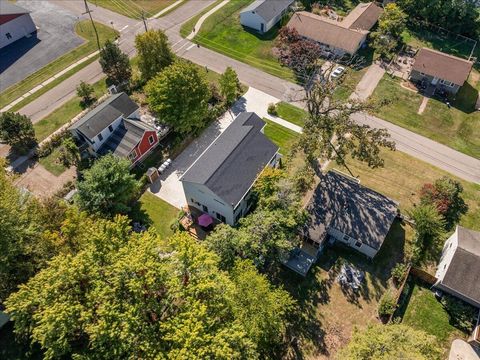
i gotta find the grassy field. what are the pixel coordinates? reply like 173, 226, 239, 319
193, 0, 296, 81
275, 102, 307, 127
371, 74, 480, 159
330, 149, 480, 232
180, 0, 223, 38
94, 0, 179, 19
263, 119, 299, 154
402, 281, 467, 352
131, 192, 179, 239
38, 149, 69, 176
34, 79, 107, 142
0, 21, 116, 110
334, 67, 368, 102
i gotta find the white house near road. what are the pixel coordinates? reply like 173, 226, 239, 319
435, 226, 480, 308
180, 112, 280, 225
0, 1, 36, 49
240, 0, 294, 34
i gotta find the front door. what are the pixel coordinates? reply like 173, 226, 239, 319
260, 23, 264, 32
431, 77, 439, 85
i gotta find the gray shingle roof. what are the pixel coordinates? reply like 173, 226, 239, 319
241, 0, 294, 23
181, 112, 279, 206
69, 93, 139, 140
303, 171, 398, 250
441, 227, 480, 305
97, 119, 155, 158
0, 1, 29, 15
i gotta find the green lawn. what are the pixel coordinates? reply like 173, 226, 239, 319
38, 149, 69, 176
180, 0, 223, 38
0, 21, 116, 110
131, 192, 179, 239
94, 0, 179, 19
34, 79, 107, 142
275, 102, 307, 127
329, 149, 480, 232
263, 119, 299, 154
371, 74, 480, 159
402, 281, 466, 350
333, 67, 368, 102
193, 0, 296, 81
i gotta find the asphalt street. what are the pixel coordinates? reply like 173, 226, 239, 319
9, 0, 480, 183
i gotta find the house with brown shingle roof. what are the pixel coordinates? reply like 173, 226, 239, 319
286, 2, 382, 56
410, 48, 474, 95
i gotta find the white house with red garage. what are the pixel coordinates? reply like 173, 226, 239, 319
69, 92, 167, 167
0, 1, 36, 49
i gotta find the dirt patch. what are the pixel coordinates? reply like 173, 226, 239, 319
14, 163, 76, 197
400, 80, 419, 93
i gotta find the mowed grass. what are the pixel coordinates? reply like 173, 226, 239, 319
371, 74, 480, 158
330, 149, 480, 231
180, 0, 224, 38
263, 119, 299, 154
194, 0, 296, 81
275, 102, 307, 127
132, 192, 179, 239
0, 21, 116, 109
38, 149, 69, 176
94, 0, 179, 19
34, 79, 108, 142
402, 282, 466, 349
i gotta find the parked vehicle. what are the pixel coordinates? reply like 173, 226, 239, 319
331, 66, 346, 79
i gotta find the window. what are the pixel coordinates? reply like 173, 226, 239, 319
128, 151, 136, 161
108, 125, 114, 132
6, 33, 12, 39
234, 211, 242, 224
98, 133, 103, 141
419, 72, 426, 76
354, 241, 362, 248
202, 205, 208, 213
190, 198, 196, 204
216, 213, 226, 223
148, 135, 155, 145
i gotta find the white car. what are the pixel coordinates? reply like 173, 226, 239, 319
331, 66, 346, 79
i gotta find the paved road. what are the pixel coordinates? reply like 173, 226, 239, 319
12, 0, 480, 183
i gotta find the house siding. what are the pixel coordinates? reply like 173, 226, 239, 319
0, 13, 36, 49
435, 230, 459, 281
435, 283, 480, 308
327, 227, 378, 258
410, 70, 461, 94
240, 7, 289, 33
182, 182, 236, 225
131, 130, 159, 164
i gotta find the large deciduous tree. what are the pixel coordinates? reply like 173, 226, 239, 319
135, 29, 174, 81
6, 226, 293, 359
339, 323, 442, 360
99, 39, 132, 87
75, 154, 140, 216
145, 61, 211, 134
0, 112, 36, 153
371, 4, 407, 59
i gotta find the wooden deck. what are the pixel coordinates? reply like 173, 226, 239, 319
179, 206, 220, 240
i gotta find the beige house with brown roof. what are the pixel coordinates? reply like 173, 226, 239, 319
410, 48, 474, 95
287, 2, 382, 56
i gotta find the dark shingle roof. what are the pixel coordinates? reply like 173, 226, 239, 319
70, 93, 139, 140
412, 48, 473, 86
342, 2, 383, 31
241, 0, 294, 22
97, 119, 155, 158
441, 227, 480, 304
303, 171, 398, 250
0, 1, 29, 15
181, 112, 279, 206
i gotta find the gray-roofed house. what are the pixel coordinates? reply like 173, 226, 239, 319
0, 1, 36, 49
69, 92, 162, 166
303, 170, 398, 258
435, 226, 480, 308
240, 0, 294, 34
180, 112, 280, 225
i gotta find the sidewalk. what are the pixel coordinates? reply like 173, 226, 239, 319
149, 0, 185, 19
186, 0, 230, 40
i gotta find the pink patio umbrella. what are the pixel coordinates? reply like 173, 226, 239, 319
198, 213, 214, 228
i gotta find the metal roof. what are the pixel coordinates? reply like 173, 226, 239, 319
181, 112, 279, 206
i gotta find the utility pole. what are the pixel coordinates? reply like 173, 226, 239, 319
141, 10, 148, 32
83, 0, 101, 52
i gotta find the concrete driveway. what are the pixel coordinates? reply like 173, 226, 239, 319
149, 87, 281, 208
0, 0, 84, 91
349, 63, 385, 102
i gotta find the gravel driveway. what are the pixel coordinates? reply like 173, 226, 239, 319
0, 0, 84, 91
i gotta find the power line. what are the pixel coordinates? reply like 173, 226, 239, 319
83, 0, 101, 52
